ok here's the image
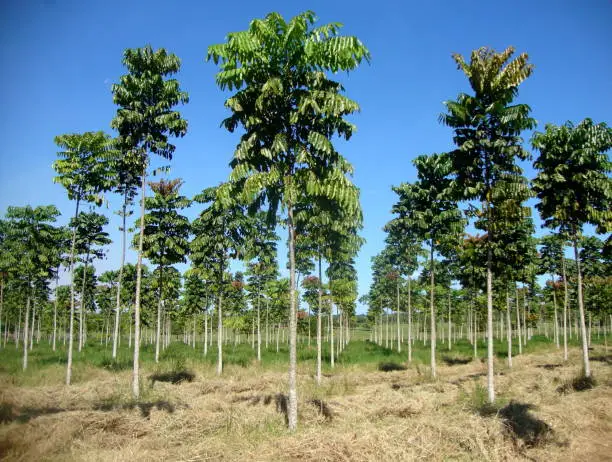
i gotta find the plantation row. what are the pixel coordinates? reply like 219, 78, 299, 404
0, 10, 610, 431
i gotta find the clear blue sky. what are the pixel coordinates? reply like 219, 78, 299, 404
1, 0, 610, 312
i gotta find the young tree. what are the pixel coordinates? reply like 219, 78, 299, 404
208, 11, 369, 430
440, 47, 535, 402
109, 140, 140, 359
138, 178, 190, 363
190, 185, 250, 375
72, 211, 111, 351
53, 131, 114, 384
391, 153, 464, 377
111, 46, 188, 398
3, 206, 60, 369
245, 213, 278, 362
532, 119, 612, 377
539, 234, 565, 352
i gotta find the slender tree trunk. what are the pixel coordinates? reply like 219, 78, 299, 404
552, 277, 559, 348
52, 271, 59, 351
78, 252, 90, 352
316, 255, 322, 384
66, 197, 80, 385
265, 298, 269, 349
430, 240, 436, 378
217, 291, 223, 375
407, 277, 412, 362
506, 288, 512, 368
257, 290, 261, 362
573, 237, 591, 377
486, 244, 495, 403
330, 305, 335, 368
516, 285, 522, 355
562, 256, 569, 361
287, 206, 298, 431
204, 309, 208, 356
448, 288, 452, 351
112, 196, 128, 359
396, 279, 401, 353
30, 302, 36, 351
155, 266, 164, 363
193, 313, 197, 349
22, 289, 31, 370
132, 166, 146, 399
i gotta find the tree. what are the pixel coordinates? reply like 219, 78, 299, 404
138, 178, 190, 362
440, 47, 535, 402
245, 212, 278, 362
72, 211, 111, 351
111, 45, 189, 398
390, 153, 464, 377
385, 205, 421, 361
532, 119, 612, 377
109, 139, 141, 359
208, 11, 369, 430
539, 234, 565, 353
190, 185, 250, 375
53, 131, 114, 384
3, 205, 60, 369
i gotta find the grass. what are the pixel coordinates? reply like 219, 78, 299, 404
0, 335, 610, 461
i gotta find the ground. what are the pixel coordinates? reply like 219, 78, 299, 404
0, 338, 610, 461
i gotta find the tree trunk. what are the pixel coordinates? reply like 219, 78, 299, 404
506, 288, 512, 368
486, 244, 494, 403
30, 302, 36, 351
257, 290, 261, 362
316, 255, 322, 384
330, 305, 335, 368
395, 280, 402, 353
155, 266, 164, 363
562, 256, 569, 361
430, 240, 436, 378
22, 290, 31, 370
516, 285, 522, 355
66, 197, 80, 385
448, 288, 452, 351
217, 292, 223, 375
287, 206, 298, 431
52, 271, 59, 351
407, 277, 412, 362
78, 252, 90, 352
132, 166, 146, 399
552, 276, 559, 348
112, 195, 128, 359
573, 237, 591, 377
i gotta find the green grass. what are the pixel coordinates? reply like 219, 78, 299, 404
0, 332, 605, 386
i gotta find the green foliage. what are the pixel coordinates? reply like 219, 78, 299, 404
532, 119, 612, 237
138, 178, 190, 269
111, 45, 189, 163
53, 131, 116, 206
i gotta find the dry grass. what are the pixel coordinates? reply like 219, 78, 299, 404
0, 345, 610, 461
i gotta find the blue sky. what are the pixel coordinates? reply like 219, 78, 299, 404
1, 0, 610, 312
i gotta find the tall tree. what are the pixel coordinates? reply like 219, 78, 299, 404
440, 47, 535, 402
138, 178, 190, 362
72, 211, 111, 351
391, 153, 464, 377
532, 119, 612, 377
245, 212, 278, 362
3, 206, 60, 370
109, 139, 140, 359
190, 185, 250, 375
53, 131, 114, 384
111, 45, 188, 398
208, 11, 369, 430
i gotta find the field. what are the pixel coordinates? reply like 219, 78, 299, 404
1, 335, 610, 461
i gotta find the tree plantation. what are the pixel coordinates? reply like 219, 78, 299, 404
0, 9, 611, 462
